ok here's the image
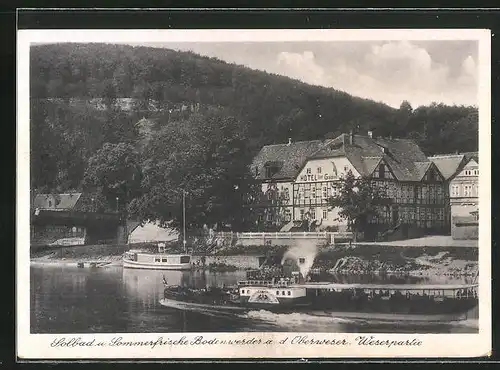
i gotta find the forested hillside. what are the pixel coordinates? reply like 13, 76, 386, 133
29, 43, 479, 229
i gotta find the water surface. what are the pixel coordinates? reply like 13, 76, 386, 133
30, 265, 478, 334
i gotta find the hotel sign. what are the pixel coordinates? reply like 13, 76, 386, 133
298, 173, 338, 182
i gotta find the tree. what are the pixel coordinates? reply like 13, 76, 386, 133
128, 108, 257, 233
328, 170, 391, 240
254, 183, 291, 231
83, 142, 142, 213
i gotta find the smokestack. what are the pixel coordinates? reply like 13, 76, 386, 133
368, 130, 373, 139
349, 130, 354, 145
287, 138, 292, 146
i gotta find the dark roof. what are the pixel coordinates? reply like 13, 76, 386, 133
428, 154, 466, 180
253, 134, 437, 182
310, 134, 432, 181
33, 193, 82, 210
429, 152, 478, 181
252, 140, 323, 180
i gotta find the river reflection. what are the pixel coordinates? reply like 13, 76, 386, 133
30, 265, 478, 334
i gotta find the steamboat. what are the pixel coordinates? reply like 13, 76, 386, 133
160, 263, 478, 322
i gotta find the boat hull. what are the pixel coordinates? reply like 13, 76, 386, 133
158, 298, 475, 322
123, 259, 192, 270
307, 291, 478, 316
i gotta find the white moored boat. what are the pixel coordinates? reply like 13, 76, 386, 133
123, 243, 192, 270
124, 191, 193, 270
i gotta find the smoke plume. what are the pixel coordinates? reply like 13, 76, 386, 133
281, 241, 319, 278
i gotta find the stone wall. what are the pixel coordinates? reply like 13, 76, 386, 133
192, 255, 266, 269
54, 244, 131, 259
236, 236, 329, 248
452, 218, 479, 240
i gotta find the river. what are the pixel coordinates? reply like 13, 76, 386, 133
30, 264, 478, 334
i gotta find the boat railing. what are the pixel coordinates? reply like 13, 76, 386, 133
237, 279, 296, 288
238, 280, 274, 287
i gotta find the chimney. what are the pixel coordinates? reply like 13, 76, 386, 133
368, 130, 373, 139
287, 138, 292, 146
349, 130, 354, 145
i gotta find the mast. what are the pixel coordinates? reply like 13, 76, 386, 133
183, 190, 187, 254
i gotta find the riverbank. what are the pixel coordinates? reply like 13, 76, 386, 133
30, 242, 478, 278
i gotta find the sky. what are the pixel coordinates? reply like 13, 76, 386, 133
133, 40, 478, 109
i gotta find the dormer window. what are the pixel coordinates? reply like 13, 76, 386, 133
48, 200, 52, 207
264, 161, 282, 179
306, 168, 312, 174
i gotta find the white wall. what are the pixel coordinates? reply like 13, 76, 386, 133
292, 156, 356, 229
295, 157, 360, 183
128, 222, 178, 244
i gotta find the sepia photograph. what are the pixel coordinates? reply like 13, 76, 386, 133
17, 27, 491, 359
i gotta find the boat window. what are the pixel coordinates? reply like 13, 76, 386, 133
180, 256, 190, 263
287, 291, 291, 296
162, 258, 168, 263
155, 258, 160, 262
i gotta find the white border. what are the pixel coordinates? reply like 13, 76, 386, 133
17, 29, 492, 359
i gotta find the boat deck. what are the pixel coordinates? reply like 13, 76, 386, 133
294, 282, 478, 291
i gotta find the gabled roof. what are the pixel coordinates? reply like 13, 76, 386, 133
428, 154, 466, 180
252, 140, 323, 181
463, 151, 479, 163
429, 151, 478, 181
310, 134, 431, 181
414, 161, 432, 180
253, 134, 445, 183
33, 193, 82, 210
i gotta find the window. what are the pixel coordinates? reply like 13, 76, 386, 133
323, 209, 328, 220
276, 291, 280, 295
306, 168, 311, 174
344, 166, 349, 173
300, 209, 305, 220
310, 209, 316, 219
282, 291, 286, 296
322, 187, 328, 200
299, 258, 306, 264
155, 258, 160, 262
265, 167, 273, 178
378, 164, 386, 179
464, 185, 472, 197
48, 200, 52, 207
451, 185, 459, 197
287, 291, 291, 296
331, 183, 338, 197
474, 170, 479, 176
317, 167, 322, 174
162, 258, 168, 263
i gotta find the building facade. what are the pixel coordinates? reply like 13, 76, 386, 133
251, 139, 323, 231
30, 192, 125, 246
449, 154, 479, 240
252, 133, 448, 240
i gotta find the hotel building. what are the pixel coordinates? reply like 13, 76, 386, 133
252, 132, 448, 240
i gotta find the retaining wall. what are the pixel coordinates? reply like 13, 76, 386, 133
192, 255, 266, 269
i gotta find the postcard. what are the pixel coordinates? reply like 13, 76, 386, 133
17, 27, 491, 359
